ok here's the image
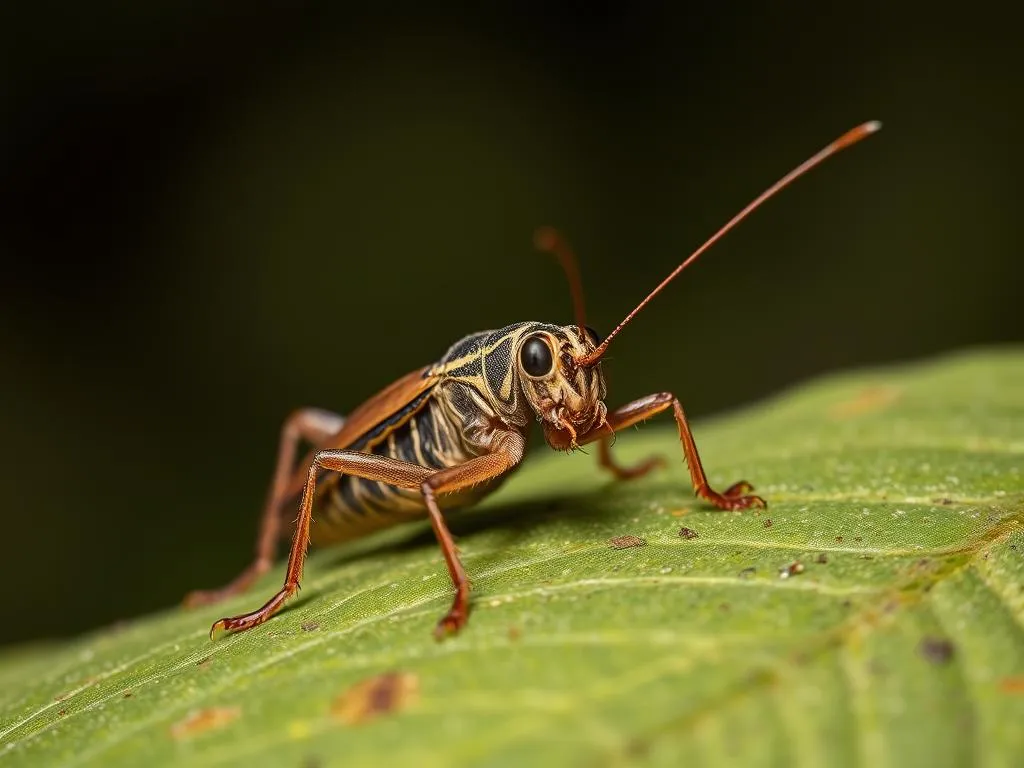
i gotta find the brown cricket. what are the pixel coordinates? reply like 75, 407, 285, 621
185, 121, 881, 639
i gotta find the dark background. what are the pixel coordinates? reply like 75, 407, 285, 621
2, 2, 1021, 646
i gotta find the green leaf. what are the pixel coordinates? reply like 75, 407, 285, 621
2, 348, 1022, 767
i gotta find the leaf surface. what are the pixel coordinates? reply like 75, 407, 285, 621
2, 348, 1022, 767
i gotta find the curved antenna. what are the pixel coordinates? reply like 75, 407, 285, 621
534, 226, 588, 337
577, 120, 882, 367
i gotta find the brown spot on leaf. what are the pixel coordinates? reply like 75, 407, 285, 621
608, 535, 646, 550
196, 656, 212, 668
932, 497, 956, 505
918, 637, 955, 665
123, 692, 133, 699
332, 672, 419, 726
170, 707, 241, 740
301, 621, 321, 632
58, 708, 67, 717
830, 386, 901, 419
816, 553, 828, 564
778, 561, 805, 579
678, 527, 699, 540
763, 519, 773, 528
508, 626, 521, 641
854, 536, 863, 543
1000, 676, 1024, 694
835, 536, 844, 543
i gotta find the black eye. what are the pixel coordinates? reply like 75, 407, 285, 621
520, 336, 554, 377
584, 326, 603, 346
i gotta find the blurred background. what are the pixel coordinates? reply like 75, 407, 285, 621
2, 2, 1020, 646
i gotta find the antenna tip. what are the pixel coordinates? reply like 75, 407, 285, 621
533, 226, 559, 252
865, 119, 883, 133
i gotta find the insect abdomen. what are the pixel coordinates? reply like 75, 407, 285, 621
310, 398, 483, 544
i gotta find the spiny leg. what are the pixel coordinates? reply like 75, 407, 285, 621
184, 408, 346, 608
585, 393, 765, 510
420, 432, 525, 638
210, 450, 436, 637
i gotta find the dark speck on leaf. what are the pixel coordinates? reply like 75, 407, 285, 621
763, 519, 773, 528
854, 536, 863, 543
609, 535, 646, 550
835, 536, 844, 543
197, 656, 212, 668
919, 637, 955, 665
932, 497, 955, 505
625, 738, 650, 758
301, 621, 321, 632
123, 692, 133, 699
678, 527, 699, 540
739, 567, 757, 579
58, 708, 67, 717
816, 553, 828, 564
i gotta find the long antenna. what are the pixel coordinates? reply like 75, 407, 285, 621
534, 225, 588, 338
577, 120, 882, 367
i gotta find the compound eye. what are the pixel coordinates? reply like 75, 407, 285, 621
520, 335, 554, 377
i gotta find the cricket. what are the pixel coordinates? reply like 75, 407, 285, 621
185, 120, 881, 639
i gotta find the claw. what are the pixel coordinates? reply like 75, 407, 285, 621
723, 480, 755, 498
206, 587, 294, 641
209, 619, 228, 641
700, 480, 767, 511
433, 610, 467, 640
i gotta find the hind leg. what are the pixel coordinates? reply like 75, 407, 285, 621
183, 407, 346, 607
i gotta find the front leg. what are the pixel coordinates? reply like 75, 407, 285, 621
585, 393, 765, 510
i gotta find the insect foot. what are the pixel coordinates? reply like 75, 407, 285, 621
434, 609, 469, 640
702, 481, 767, 511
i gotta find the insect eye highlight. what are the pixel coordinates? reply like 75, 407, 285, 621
520, 336, 554, 377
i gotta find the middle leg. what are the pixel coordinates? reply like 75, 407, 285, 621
597, 429, 667, 481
